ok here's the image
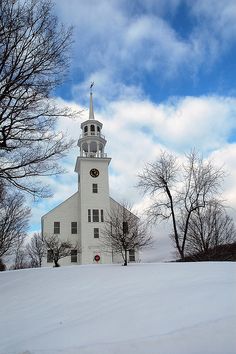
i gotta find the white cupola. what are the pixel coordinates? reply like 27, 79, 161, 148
78, 90, 107, 158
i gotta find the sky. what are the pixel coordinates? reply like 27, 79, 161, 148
30, 0, 236, 261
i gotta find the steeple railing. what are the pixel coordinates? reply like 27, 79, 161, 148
80, 132, 105, 139
80, 152, 107, 158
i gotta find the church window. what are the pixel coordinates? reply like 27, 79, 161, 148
91, 124, 95, 132
84, 126, 88, 133
101, 209, 104, 222
92, 209, 99, 222
88, 209, 91, 222
54, 222, 60, 234
47, 250, 53, 263
92, 183, 98, 193
71, 250, 77, 262
97, 126, 100, 132
71, 222, 77, 234
129, 250, 135, 262
94, 228, 99, 238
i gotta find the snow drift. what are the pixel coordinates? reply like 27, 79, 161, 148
0, 262, 235, 354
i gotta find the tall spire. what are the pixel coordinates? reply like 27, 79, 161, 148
89, 81, 95, 120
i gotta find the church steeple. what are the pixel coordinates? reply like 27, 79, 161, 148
89, 82, 95, 120
77, 87, 108, 159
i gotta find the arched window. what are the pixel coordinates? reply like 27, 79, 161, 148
91, 125, 95, 132
84, 126, 88, 133
97, 126, 100, 132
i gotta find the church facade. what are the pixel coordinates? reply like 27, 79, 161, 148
41, 92, 138, 266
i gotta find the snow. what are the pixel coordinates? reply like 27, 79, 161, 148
0, 262, 235, 354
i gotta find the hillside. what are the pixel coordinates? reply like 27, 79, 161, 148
0, 263, 235, 354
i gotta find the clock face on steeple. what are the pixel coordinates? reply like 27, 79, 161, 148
90, 168, 99, 178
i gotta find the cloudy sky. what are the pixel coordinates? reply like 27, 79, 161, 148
31, 0, 236, 261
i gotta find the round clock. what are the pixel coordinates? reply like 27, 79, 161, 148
90, 168, 99, 178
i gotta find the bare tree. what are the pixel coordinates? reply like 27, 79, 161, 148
44, 234, 79, 267
184, 201, 236, 257
0, 0, 76, 197
26, 232, 45, 267
102, 201, 152, 266
0, 187, 30, 259
11, 236, 29, 270
138, 150, 224, 260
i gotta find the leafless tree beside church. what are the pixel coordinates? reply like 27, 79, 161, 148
102, 201, 152, 266
0, 187, 30, 261
44, 234, 79, 267
26, 232, 45, 267
184, 201, 236, 257
138, 150, 225, 260
11, 236, 28, 270
0, 0, 76, 198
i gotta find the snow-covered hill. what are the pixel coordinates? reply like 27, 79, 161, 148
0, 263, 235, 354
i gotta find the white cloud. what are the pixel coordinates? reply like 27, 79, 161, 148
189, 0, 236, 42
35, 93, 236, 212
103, 95, 236, 153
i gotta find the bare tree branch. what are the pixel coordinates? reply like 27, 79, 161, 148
0, 185, 30, 258
184, 201, 236, 256
26, 232, 44, 267
101, 200, 152, 266
43, 234, 80, 267
0, 0, 78, 197
138, 150, 225, 260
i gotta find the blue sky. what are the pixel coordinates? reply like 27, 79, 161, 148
54, 0, 236, 101
31, 0, 236, 259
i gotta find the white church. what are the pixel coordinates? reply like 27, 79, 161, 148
41, 91, 138, 266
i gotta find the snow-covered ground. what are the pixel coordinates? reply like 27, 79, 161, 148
0, 262, 235, 354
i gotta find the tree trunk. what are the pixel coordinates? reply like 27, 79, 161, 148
166, 186, 183, 259
124, 249, 128, 266
54, 259, 60, 267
